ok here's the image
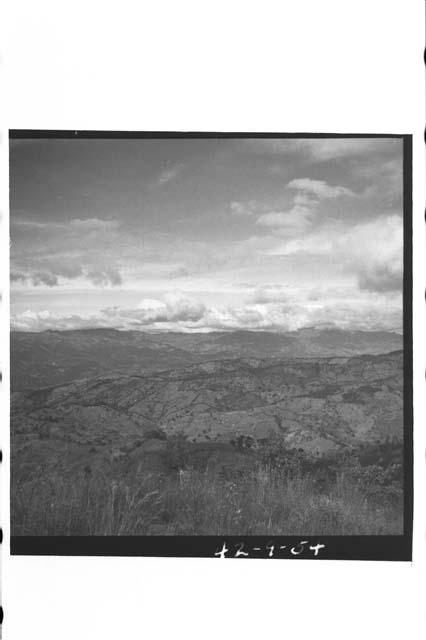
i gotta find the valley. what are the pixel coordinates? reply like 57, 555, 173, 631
10, 329, 405, 536
10, 327, 402, 390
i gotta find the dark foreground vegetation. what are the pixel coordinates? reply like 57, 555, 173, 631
11, 437, 403, 536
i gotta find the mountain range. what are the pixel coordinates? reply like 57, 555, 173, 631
10, 327, 402, 391
11, 334, 403, 480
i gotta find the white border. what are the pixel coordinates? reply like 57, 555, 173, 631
1, 1, 425, 639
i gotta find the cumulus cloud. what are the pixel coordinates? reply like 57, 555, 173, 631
253, 177, 353, 238
11, 286, 402, 334
10, 272, 25, 283
287, 178, 355, 199
11, 271, 59, 287
11, 262, 121, 288
11, 214, 124, 288
64, 294, 208, 330
255, 205, 314, 235
267, 214, 403, 295
292, 193, 316, 206
10, 137, 403, 335
331, 215, 402, 293
134, 293, 206, 323
358, 264, 402, 293
11, 310, 97, 332
31, 272, 59, 287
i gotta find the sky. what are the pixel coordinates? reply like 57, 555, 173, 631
10, 136, 404, 333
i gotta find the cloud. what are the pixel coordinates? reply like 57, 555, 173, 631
70, 218, 120, 231
86, 268, 122, 287
12, 219, 59, 230
292, 193, 316, 206
230, 202, 251, 216
255, 205, 314, 235
248, 285, 290, 304
299, 139, 395, 161
331, 215, 403, 294
287, 178, 355, 199
31, 272, 59, 286
12, 217, 120, 232
11, 310, 94, 332
240, 138, 400, 161
229, 201, 261, 217
155, 164, 183, 186
10, 272, 29, 284
358, 264, 402, 293
252, 177, 354, 238
11, 261, 121, 288
11, 271, 59, 287
135, 293, 206, 323
267, 214, 403, 295
11, 285, 402, 334
10, 138, 403, 336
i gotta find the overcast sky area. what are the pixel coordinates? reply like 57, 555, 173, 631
10, 137, 403, 333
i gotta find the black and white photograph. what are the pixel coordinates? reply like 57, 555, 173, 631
9, 133, 412, 556
2, 1, 426, 639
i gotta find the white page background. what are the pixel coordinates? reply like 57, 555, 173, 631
1, 1, 425, 639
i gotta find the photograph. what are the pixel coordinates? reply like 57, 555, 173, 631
9, 133, 411, 554
2, 2, 425, 639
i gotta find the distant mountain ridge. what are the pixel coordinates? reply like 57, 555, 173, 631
10, 327, 403, 391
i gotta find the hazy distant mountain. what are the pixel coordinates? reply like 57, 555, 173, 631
10, 327, 403, 391
10, 328, 207, 391
150, 328, 402, 358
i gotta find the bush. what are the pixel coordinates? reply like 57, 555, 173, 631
165, 432, 191, 470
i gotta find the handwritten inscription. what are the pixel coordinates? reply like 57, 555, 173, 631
214, 540, 325, 559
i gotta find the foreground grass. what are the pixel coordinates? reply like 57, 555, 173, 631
11, 464, 403, 536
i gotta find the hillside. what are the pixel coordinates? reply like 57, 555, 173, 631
10, 327, 403, 390
10, 328, 207, 390
11, 348, 404, 535
11, 350, 403, 477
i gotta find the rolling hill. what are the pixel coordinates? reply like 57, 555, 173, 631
11, 350, 403, 481
10, 327, 403, 390
10, 332, 404, 535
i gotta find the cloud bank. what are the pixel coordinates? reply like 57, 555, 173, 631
10, 137, 404, 333
11, 289, 401, 333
